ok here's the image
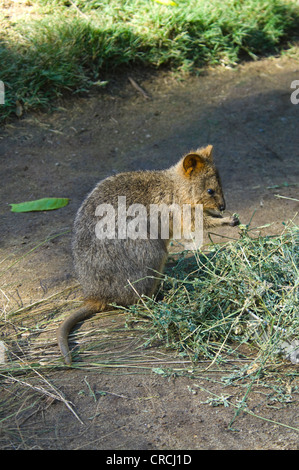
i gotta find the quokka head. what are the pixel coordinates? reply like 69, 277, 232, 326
173, 144, 226, 217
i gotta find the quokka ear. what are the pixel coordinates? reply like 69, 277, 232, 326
182, 153, 206, 177
197, 144, 214, 160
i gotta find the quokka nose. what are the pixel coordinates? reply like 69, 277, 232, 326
219, 203, 226, 212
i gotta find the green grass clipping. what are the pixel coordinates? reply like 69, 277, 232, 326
10, 198, 69, 213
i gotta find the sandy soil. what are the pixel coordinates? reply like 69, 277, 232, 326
0, 53, 298, 450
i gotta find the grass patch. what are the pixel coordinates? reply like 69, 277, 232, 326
1, 0, 299, 120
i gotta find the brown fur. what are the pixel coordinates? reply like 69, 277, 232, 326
57, 145, 239, 365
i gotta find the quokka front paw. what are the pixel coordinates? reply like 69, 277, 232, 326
229, 214, 240, 226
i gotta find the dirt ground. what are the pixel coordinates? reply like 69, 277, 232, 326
0, 53, 299, 451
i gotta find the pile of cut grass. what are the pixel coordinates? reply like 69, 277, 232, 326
125, 222, 299, 367
1, 0, 299, 120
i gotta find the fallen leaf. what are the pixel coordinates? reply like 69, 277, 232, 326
154, 0, 177, 5
10, 197, 69, 212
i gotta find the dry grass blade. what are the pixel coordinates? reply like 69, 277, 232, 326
1, 372, 84, 425
128, 77, 150, 100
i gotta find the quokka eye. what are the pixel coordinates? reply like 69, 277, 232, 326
207, 188, 215, 195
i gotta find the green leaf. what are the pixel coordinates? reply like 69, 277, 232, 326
153, 0, 177, 6
152, 367, 166, 376
10, 198, 69, 213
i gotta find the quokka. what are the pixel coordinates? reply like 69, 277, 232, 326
57, 145, 239, 365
